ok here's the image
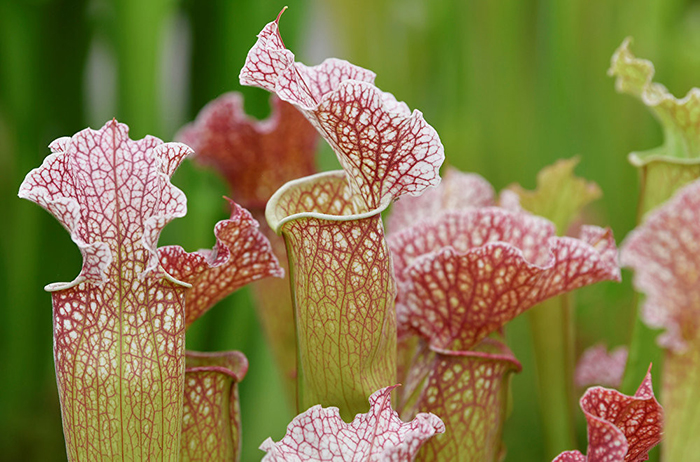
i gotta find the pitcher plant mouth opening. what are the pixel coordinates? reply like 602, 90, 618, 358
266, 170, 393, 234
182, 351, 249, 462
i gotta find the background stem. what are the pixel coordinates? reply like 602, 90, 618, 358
528, 295, 577, 458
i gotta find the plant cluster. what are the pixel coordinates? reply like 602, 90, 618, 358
20, 9, 700, 462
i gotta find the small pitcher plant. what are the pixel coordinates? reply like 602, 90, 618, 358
25, 7, 700, 462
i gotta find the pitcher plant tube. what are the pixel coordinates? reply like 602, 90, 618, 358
181, 351, 248, 462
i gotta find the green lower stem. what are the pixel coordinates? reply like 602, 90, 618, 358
620, 306, 664, 396
622, 161, 693, 397
528, 295, 576, 459
663, 342, 700, 461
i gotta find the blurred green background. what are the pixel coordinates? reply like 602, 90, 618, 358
2, 0, 698, 460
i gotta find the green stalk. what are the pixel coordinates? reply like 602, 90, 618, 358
529, 3, 582, 452
528, 296, 576, 458
0, 3, 44, 457
620, 310, 663, 395
663, 342, 700, 460
113, 0, 173, 137
509, 157, 602, 459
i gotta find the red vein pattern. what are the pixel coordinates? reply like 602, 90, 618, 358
554, 452, 588, 462
18, 120, 193, 460
267, 171, 397, 419
176, 92, 318, 210
552, 367, 663, 462
400, 339, 521, 461
389, 206, 619, 459
389, 208, 621, 351
181, 351, 248, 462
621, 179, 700, 459
575, 344, 628, 388
240, 10, 444, 210
158, 198, 283, 328
260, 386, 444, 461
387, 167, 495, 234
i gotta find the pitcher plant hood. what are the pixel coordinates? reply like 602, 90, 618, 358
240, 8, 444, 210
389, 208, 620, 351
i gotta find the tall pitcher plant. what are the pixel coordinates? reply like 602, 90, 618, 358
239, 9, 444, 419
18, 121, 284, 460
